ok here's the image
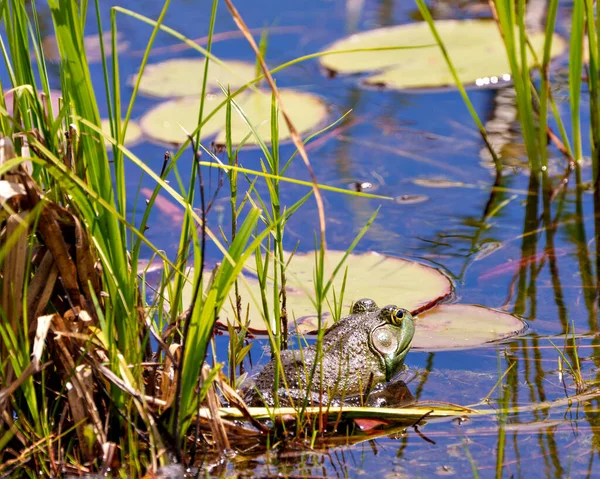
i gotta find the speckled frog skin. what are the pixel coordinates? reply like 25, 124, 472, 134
243, 299, 415, 407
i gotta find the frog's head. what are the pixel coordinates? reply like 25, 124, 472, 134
366, 303, 415, 382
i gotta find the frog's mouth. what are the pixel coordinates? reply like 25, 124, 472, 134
384, 342, 412, 382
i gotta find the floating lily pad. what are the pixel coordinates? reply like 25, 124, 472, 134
132, 58, 257, 98
182, 250, 453, 333
140, 89, 328, 146
319, 20, 566, 90
183, 250, 527, 350
100, 119, 143, 147
411, 304, 526, 350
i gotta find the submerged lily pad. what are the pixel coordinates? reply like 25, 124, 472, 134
319, 20, 566, 90
140, 89, 327, 146
100, 119, 143, 147
133, 58, 257, 98
411, 304, 526, 350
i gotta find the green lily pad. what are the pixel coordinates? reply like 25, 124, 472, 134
100, 119, 143, 147
319, 20, 566, 90
183, 250, 453, 332
132, 58, 257, 98
411, 303, 526, 351
183, 250, 527, 350
140, 89, 328, 146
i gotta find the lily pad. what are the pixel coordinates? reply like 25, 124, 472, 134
411, 304, 526, 350
319, 20, 566, 90
183, 250, 527, 350
132, 58, 257, 98
140, 89, 328, 146
183, 250, 453, 332
100, 119, 143, 147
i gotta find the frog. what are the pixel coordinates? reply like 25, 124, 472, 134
242, 298, 415, 407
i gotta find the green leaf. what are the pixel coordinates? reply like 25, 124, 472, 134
183, 250, 453, 332
140, 89, 328, 146
132, 58, 257, 98
183, 250, 526, 349
410, 303, 527, 350
320, 20, 566, 90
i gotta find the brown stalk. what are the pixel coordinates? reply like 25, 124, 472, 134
216, 372, 270, 434
160, 343, 181, 408
1, 213, 28, 383
51, 314, 107, 447
26, 250, 59, 322
90, 359, 167, 409
73, 216, 101, 304
202, 365, 230, 452
222, 0, 327, 249
66, 364, 95, 459
21, 175, 82, 308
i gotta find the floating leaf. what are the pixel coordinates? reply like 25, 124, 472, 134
182, 251, 527, 350
100, 119, 143, 147
140, 89, 328, 146
320, 20, 566, 90
132, 58, 257, 98
412, 304, 527, 350
183, 250, 453, 333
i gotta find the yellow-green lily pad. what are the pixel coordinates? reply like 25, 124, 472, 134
411, 303, 526, 350
319, 20, 566, 90
183, 250, 453, 333
132, 58, 257, 98
183, 250, 527, 350
100, 119, 143, 147
140, 89, 328, 146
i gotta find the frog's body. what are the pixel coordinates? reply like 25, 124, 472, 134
242, 299, 415, 407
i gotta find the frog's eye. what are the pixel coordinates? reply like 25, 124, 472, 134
372, 326, 399, 355
391, 308, 406, 325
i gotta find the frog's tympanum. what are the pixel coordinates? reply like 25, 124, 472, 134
243, 298, 415, 407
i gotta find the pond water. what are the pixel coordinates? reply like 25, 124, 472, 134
10, 0, 600, 476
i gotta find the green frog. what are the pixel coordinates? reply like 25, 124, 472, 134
242, 298, 415, 407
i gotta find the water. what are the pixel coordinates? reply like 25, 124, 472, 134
8, 0, 600, 476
